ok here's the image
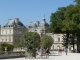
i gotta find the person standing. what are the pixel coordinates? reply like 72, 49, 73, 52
71, 47, 73, 52
59, 47, 62, 55
45, 47, 50, 59
65, 47, 68, 55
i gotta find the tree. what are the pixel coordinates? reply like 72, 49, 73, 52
62, 5, 78, 48
20, 32, 41, 49
49, 4, 79, 48
49, 7, 66, 33
63, 4, 80, 49
20, 32, 41, 57
49, 7, 69, 47
0, 43, 14, 51
74, 0, 80, 5
40, 35, 53, 49
74, 0, 80, 51
49, 0, 80, 50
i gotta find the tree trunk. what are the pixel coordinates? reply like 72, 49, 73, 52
66, 31, 69, 48
72, 32, 75, 50
76, 33, 80, 52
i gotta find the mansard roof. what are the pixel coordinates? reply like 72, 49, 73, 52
4, 18, 26, 28
28, 18, 49, 28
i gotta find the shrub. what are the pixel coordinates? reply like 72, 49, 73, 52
0, 43, 14, 51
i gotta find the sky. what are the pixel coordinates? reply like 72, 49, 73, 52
0, 0, 74, 26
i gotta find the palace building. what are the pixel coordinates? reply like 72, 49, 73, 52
0, 18, 27, 45
0, 16, 64, 49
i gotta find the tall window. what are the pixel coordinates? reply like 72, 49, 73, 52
2, 30, 4, 34
10, 30, 11, 34
6, 39, 7, 42
6, 30, 7, 34
52, 45, 54, 49
2, 39, 4, 42
9, 38, 11, 42
58, 37, 60, 42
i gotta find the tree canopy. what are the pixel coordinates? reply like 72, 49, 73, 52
20, 32, 41, 49
40, 34, 53, 49
74, 0, 80, 5
50, 7, 66, 33
49, 0, 80, 49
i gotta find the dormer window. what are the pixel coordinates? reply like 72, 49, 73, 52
9, 26, 10, 27
11, 25, 13, 27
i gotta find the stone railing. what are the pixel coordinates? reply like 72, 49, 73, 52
0, 51, 25, 59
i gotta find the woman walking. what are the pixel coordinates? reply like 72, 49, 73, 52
40, 47, 43, 58
45, 47, 50, 59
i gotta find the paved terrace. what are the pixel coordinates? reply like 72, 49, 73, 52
1, 52, 80, 60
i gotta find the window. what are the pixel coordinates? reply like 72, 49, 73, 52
6, 30, 7, 34
2, 30, 4, 34
2, 39, 4, 42
58, 37, 60, 42
10, 30, 11, 34
9, 38, 11, 42
52, 45, 54, 49
6, 39, 7, 42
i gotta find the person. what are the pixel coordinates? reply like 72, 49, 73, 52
45, 47, 50, 59
71, 47, 73, 52
57, 46, 60, 54
65, 47, 68, 55
40, 47, 43, 58
62, 47, 65, 54
59, 47, 62, 55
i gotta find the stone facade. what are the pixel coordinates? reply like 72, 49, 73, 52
46, 33, 64, 49
0, 18, 27, 45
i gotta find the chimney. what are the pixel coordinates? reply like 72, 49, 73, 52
8, 18, 12, 22
15, 18, 19, 23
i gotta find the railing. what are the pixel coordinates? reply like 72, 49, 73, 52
0, 51, 25, 59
